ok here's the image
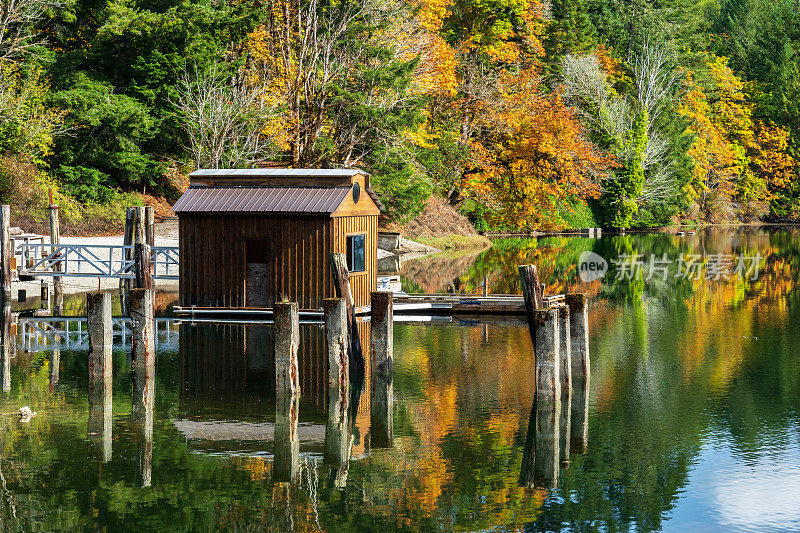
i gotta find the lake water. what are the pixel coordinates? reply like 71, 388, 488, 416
1, 227, 799, 531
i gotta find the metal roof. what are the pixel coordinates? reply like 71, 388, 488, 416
172, 186, 351, 214
188, 168, 369, 178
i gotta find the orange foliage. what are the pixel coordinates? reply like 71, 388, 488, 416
466, 68, 610, 230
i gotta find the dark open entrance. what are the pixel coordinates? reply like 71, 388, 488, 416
245, 239, 272, 307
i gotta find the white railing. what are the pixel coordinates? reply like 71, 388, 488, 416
15, 243, 179, 279
16, 317, 179, 352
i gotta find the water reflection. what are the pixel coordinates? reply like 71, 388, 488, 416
0, 228, 798, 530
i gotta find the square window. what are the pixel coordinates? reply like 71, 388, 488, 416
346, 234, 365, 273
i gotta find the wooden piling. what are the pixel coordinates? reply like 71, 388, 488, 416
565, 293, 590, 379
134, 242, 153, 290
0, 205, 11, 299
565, 293, 590, 455
87, 292, 113, 463
49, 204, 62, 297
559, 306, 572, 395
534, 308, 560, 404
144, 205, 155, 247
129, 288, 155, 368
324, 298, 348, 390
120, 208, 135, 312
329, 253, 364, 374
370, 291, 393, 377
519, 264, 543, 351
274, 302, 300, 396
40, 280, 48, 301
274, 393, 300, 483
87, 292, 113, 380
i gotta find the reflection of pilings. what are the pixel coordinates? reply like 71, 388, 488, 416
274, 393, 300, 483
324, 298, 348, 392
50, 340, 60, 389
571, 374, 589, 454
370, 291, 393, 377
130, 288, 155, 368
274, 303, 300, 395
132, 363, 154, 487
370, 374, 393, 449
518, 393, 561, 489
324, 382, 352, 489
535, 393, 560, 489
0, 299, 10, 391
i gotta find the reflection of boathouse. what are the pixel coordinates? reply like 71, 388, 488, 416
178, 321, 371, 411
172, 169, 382, 309
177, 321, 372, 458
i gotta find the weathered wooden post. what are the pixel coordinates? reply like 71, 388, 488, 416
324, 377, 352, 489
134, 242, 153, 290
565, 293, 590, 454
145, 205, 154, 247
274, 393, 300, 483
324, 298, 348, 390
53, 282, 63, 316
87, 293, 113, 462
369, 291, 393, 449
0, 205, 11, 299
565, 294, 589, 379
518, 264, 543, 324
87, 292, 113, 380
0, 299, 10, 391
274, 302, 300, 395
559, 306, 572, 465
370, 291, 393, 377
49, 203, 63, 298
120, 207, 135, 310
535, 308, 560, 403
328, 253, 364, 374
130, 288, 155, 368
531, 307, 561, 487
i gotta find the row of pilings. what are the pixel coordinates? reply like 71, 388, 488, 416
271, 284, 394, 484
85, 206, 156, 485
518, 264, 590, 490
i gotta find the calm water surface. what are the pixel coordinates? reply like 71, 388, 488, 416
2, 227, 799, 531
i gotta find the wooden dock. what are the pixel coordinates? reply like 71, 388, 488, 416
172, 293, 566, 318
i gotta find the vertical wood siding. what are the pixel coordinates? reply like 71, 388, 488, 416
179, 213, 377, 309
331, 215, 378, 308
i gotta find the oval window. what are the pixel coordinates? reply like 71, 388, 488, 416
353, 182, 360, 203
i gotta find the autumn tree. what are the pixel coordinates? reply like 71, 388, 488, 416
466, 68, 608, 230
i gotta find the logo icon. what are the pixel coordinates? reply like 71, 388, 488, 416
578, 251, 608, 282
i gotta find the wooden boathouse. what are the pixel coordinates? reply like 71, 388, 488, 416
172, 169, 382, 310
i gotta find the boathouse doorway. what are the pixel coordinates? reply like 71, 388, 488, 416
245, 239, 272, 307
